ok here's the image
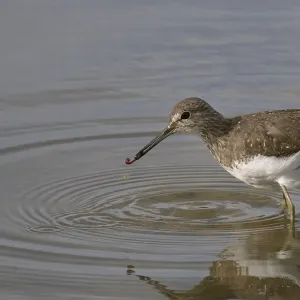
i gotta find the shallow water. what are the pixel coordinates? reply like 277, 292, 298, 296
1, 1, 300, 299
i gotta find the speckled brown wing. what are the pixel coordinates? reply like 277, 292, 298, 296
264, 110, 300, 155
223, 110, 300, 165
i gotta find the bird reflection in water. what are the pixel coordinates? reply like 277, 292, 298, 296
127, 224, 300, 299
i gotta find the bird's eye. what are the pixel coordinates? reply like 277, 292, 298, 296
181, 112, 190, 119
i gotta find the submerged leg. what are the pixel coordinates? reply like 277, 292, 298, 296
279, 184, 295, 231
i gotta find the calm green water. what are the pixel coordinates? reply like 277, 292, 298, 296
1, 1, 300, 299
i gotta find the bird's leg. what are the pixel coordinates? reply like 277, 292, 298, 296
280, 192, 288, 214
280, 184, 295, 236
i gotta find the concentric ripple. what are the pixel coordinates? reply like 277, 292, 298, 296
10, 164, 286, 242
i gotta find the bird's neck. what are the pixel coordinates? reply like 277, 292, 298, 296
197, 114, 242, 165
196, 113, 233, 145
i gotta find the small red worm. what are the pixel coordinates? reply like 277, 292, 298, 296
125, 158, 136, 165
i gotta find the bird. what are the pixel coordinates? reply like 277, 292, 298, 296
125, 97, 300, 223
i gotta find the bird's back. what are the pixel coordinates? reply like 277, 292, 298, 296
221, 109, 300, 164
213, 109, 300, 189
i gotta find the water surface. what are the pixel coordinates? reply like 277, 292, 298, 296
1, 1, 300, 299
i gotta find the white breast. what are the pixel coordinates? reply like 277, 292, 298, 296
223, 151, 300, 189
